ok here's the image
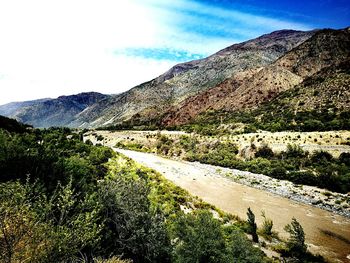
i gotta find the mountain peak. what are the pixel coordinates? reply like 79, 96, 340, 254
2, 27, 348, 129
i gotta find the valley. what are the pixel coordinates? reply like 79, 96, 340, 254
1, 23, 349, 262
85, 129, 350, 262
115, 148, 350, 263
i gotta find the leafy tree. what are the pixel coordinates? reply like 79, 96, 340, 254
246, 208, 259, 243
0, 181, 49, 263
284, 218, 307, 257
97, 177, 171, 263
227, 229, 266, 263
339, 152, 350, 166
255, 144, 274, 158
311, 151, 333, 164
284, 144, 306, 158
0, 179, 101, 263
260, 211, 273, 238
172, 210, 228, 263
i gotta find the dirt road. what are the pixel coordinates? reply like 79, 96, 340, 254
115, 148, 350, 263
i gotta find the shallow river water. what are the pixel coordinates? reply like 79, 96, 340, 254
116, 148, 350, 263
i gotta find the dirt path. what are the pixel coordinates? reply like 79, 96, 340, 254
115, 148, 350, 263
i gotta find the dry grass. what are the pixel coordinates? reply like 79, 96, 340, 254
85, 130, 350, 157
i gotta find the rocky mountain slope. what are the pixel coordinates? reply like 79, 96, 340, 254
0, 92, 109, 127
253, 59, 350, 131
69, 29, 314, 128
0, 98, 50, 117
2, 28, 349, 129
161, 28, 350, 127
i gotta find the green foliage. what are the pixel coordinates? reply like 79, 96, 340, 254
0, 125, 271, 262
0, 180, 101, 262
284, 144, 307, 158
97, 177, 171, 263
0, 127, 113, 192
178, 135, 199, 151
187, 141, 239, 168
260, 211, 274, 239
255, 144, 274, 158
171, 210, 267, 263
226, 229, 266, 263
339, 152, 350, 166
311, 150, 333, 164
115, 141, 151, 152
246, 208, 259, 243
156, 135, 174, 155
0, 115, 31, 133
284, 218, 307, 258
171, 210, 228, 263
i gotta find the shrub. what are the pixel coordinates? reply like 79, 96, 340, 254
284, 218, 307, 257
260, 211, 273, 238
339, 152, 350, 166
269, 165, 287, 179
311, 151, 333, 164
226, 229, 266, 263
284, 144, 306, 158
255, 144, 274, 158
172, 210, 228, 263
97, 177, 171, 262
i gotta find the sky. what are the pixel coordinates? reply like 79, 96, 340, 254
0, 0, 349, 105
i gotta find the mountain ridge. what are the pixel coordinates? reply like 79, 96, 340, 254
2, 28, 349, 129
69, 29, 314, 128
0, 92, 110, 128
160, 28, 350, 127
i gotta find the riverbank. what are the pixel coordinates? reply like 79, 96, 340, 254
84, 130, 350, 218
191, 161, 350, 218
115, 148, 350, 263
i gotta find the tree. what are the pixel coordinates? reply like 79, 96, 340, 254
260, 211, 273, 238
97, 177, 171, 263
284, 217, 307, 257
227, 229, 265, 263
172, 210, 227, 263
255, 144, 274, 158
246, 208, 259, 243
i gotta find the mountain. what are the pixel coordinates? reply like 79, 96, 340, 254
160, 28, 350, 127
0, 92, 110, 128
69, 29, 314, 128
252, 59, 350, 131
0, 98, 50, 117
2, 28, 349, 129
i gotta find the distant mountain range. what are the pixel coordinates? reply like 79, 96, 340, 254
0, 27, 349, 129
0, 92, 110, 127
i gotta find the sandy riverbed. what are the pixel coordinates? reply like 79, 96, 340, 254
116, 148, 350, 263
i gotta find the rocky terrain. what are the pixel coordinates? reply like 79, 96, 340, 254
114, 148, 350, 263
0, 92, 109, 127
69, 29, 313, 128
161, 28, 350, 126
0, 28, 348, 130
0, 98, 50, 117
84, 129, 350, 217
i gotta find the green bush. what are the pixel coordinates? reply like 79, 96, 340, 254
260, 211, 274, 238
171, 210, 228, 263
284, 218, 307, 258
255, 144, 274, 158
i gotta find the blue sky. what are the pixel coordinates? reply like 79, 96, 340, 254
0, 0, 349, 104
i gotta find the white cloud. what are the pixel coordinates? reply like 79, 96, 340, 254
0, 0, 311, 105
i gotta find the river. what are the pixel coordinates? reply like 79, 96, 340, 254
115, 148, 350, 263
